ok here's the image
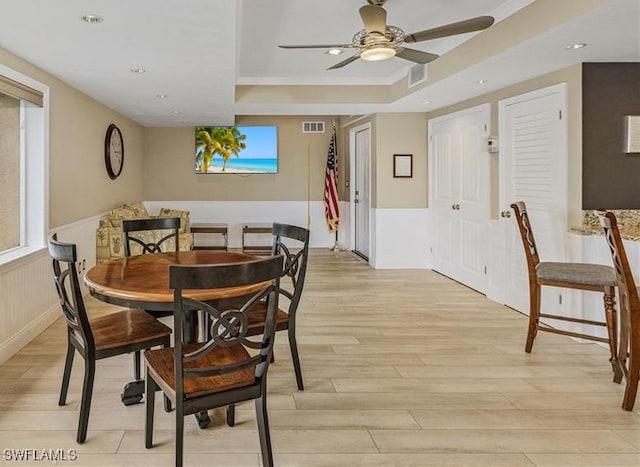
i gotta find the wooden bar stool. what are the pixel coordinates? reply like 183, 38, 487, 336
596, 210, 640, 410
511, 202, 622, 382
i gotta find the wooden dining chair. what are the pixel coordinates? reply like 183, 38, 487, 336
596, 211, 640, 410
250, 223, 310, 387
511, 202, 622, 382
144, 255, 283, 467
48, 234, 172, 443
225, 223, 310, 427
122, 216, 181, 257
123, 216, 181, 377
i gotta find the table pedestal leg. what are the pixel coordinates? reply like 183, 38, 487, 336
121, 380, 144, 406
184, 310, 211, 428
195, 411, 211, 428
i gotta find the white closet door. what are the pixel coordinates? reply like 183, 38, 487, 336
431, 124, 458, 279
429, 104, 490, 293
458, 119, 490, 292
499, 84, 567, 313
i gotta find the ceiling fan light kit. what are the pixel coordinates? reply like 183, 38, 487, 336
278, 0, 495, 70
361, 46, 396, 61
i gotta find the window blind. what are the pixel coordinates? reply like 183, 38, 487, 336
0, 74, 43, 106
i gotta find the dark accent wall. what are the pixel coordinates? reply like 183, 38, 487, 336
582, 62, 640, 209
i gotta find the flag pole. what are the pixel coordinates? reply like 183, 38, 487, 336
306, 144, 311, 230
324, 120, 341, 252
331, 120, 340, 252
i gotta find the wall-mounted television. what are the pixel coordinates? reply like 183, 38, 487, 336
195, 125, 278, 174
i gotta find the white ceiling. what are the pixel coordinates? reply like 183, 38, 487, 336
0, 0, 638, 126
237, 0, 514, 84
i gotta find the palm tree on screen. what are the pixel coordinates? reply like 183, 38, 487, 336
196, 126, 247, 172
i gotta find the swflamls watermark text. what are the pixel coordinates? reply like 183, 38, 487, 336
3, 448, 77, 461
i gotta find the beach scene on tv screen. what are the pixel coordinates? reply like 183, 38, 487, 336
195, 125, 278, 174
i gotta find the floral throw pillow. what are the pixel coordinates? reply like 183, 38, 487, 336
158, 208, 190, 233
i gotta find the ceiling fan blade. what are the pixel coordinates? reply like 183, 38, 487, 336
327, 54, 361, 70
395, 47, 439, 64
405, 16, 495, 43
359, 5, 386, 35
279, 44, 355, 49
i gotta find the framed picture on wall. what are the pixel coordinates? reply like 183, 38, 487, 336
393, 154, 413, 178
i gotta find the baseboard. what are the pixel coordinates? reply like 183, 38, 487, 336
0, 303, 59, 365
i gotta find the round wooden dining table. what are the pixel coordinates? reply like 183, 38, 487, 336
84, 250, 266, 426
85, 250, 265, 312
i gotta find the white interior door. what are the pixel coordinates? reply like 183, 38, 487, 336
354, 126, 370, 259
429, 104, 490, 293
430, 120, 458, 279
499, 84, 567, 314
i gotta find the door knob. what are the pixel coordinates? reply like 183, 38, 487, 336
501, 210, 511, 218
451, 204, 460, 210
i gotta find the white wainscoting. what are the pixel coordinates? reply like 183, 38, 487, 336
486, 219, 507, 305
145, 201, 347, 249
565, 232, 640, 345
0, 249, 57, 364
0, 214, 103, 365
370, 208, 430, 269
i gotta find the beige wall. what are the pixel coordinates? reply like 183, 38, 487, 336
374, 113, 427, 209
0, 46, 146, 228
339, 113, 428, 209
426, 63, 582, 225
143, 115, 337, 202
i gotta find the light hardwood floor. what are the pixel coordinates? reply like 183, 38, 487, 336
1, 249, 639, 466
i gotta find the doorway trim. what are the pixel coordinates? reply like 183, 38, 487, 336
349, 121, 372, 255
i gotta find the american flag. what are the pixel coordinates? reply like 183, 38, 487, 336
324, 128, 339, 232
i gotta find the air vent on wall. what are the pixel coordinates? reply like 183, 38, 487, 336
302, 121, 325, 133
408, 63, 427, 88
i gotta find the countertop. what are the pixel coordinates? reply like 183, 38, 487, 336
572, 210, 640, 241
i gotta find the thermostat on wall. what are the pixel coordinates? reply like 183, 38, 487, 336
487, 136, 498, 153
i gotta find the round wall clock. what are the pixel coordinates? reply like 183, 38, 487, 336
104, 123, 124, 179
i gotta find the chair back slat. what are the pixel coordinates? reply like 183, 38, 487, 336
170, 256, 283, 394
597, 211, 639, 309
48, 234, 95, 351
271, 223, 310, 316
122, 217, 180, 257
511, 201, 540, 270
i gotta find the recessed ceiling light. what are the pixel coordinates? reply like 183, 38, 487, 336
171, 110, 181, 115
424, 100, 432, 104
181, 120, 190, 124
81, 14, 103, 23
476, 79, 488, 84
130, 68, 146, 74
155, 94, 168, 99
566, 43, 587, 50
326, 49, 343, 56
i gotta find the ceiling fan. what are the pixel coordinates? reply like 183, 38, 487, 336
279, 0, 495, 70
